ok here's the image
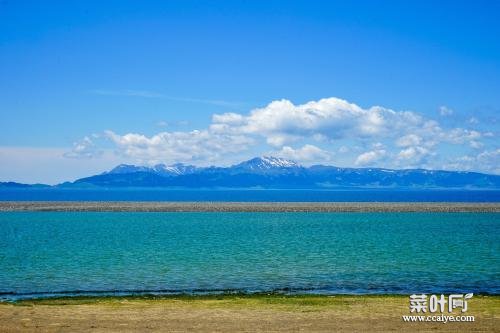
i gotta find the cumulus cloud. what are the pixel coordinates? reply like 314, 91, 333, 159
396, 146, 432, 165
396, 134, 422, 147
445, 128, 481, 144
64, 96, 498, 173
212, 98, 409, 145
212, 112, 245, 125
470, 141, 483, 149
63, 136, 102, 159
444, 149, 500, 175
104, 129, 253, 165
275, 144, 332, 163
212, 98, 482, 151
355, 149, 387, 166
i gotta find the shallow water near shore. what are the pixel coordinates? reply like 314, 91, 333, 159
0, 212, 498, 300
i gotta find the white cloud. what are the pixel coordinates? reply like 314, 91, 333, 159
469, 117, 479, 124
212, 98, 404, 144
212, 112, 245, 125
265, 133, 300, 147
439, 106, 454, 116
63, 136, 102, 159
355, 149, 387, 166
212, 98, 481, 153
443, 149, 500, 175
275, 144, 332, 163
470, 141, 483, 149
396, 134, 422, 147
60, 96, 497, 173
105, 129, 253, 165
396, 146, 431, 164
445, 128, 481, 144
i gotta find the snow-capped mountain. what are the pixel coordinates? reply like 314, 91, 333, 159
151, 163, 199, 176
66, 156, 500, 189
233, 156, 300, 171
106, 164, 152, 174
107, 163, 198, 176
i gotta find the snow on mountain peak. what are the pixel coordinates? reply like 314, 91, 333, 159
236, 156, 299, 170
107, 157, 301, 177
107, 163, 197, 176
153, 163, 198, 175
107, 164, 150, 174
261, 156, 298, 168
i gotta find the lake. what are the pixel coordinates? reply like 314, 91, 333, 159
1, 188, 500, 202
0, 212, 498, 300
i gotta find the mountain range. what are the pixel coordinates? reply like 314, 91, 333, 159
2, 156, 499, 189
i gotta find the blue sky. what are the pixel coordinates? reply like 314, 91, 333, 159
1, 0, 499, 183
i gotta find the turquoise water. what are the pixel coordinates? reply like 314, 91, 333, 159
0, 212, 498, 300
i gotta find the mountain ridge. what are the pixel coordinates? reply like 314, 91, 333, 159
1, 156, 499, 189
55, 157, 500, 189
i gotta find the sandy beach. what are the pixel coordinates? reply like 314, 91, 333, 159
0, 295, 498, 332
1, 201, 499, 212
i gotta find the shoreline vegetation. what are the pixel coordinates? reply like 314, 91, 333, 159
1, 201, 500, 212
1, 294, 498, 332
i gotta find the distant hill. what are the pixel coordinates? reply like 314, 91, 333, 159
0, 181, 50, 188
67, 156, 500, 189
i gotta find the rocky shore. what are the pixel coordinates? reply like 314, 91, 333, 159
1, 201, 499, 212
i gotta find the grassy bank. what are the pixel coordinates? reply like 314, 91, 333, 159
1, 294, 498, 332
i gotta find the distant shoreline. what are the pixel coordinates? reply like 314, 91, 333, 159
1, 201, 499, 212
